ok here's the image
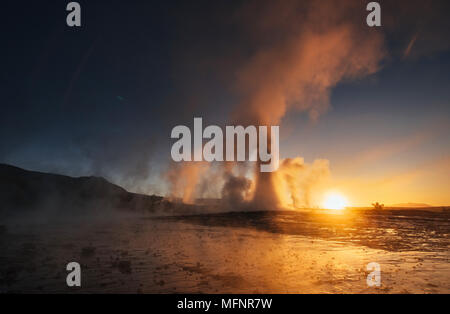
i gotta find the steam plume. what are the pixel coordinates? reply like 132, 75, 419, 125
168, 0, 386, 209
228, 0, 385, 209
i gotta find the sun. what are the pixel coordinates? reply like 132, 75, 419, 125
322, 192, 348, 210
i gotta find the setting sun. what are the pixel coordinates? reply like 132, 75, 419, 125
322, 193, 349, 210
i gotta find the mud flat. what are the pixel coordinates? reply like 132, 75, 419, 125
0, 209, 448, 293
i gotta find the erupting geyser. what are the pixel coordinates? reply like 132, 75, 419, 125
168, 0, 386, 209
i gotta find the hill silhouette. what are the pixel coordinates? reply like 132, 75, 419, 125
0, 164, 163, 216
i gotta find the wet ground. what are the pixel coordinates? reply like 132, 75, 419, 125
0, 209, 449, 293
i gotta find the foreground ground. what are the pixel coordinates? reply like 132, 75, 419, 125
0, 209, 449, 293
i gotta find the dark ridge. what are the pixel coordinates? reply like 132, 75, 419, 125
0, 163, 163, 216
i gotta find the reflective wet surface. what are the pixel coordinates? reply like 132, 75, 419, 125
0, 209, 449, 293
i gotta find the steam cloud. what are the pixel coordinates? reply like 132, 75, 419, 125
275, 158, 330, 208
169, 0, 385, 210
232, 0, 385, 209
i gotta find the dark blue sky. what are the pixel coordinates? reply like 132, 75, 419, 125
1, 0, 449, 204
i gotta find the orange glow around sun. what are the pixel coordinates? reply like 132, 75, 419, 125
322, 192, 349, 210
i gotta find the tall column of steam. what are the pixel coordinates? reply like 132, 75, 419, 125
230, 0, 385, 209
